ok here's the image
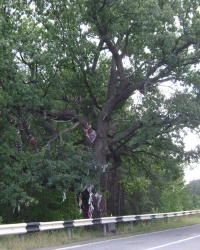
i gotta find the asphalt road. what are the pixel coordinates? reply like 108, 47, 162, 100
35, 224, 200, 250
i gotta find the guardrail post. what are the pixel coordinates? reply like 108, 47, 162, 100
67, 228, 71, 239
164, 217, 169, 224
130, 222, 134, 231
103, 224, 107, 237
19, 234, 25, 241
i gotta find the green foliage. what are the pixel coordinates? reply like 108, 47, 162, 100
0, 0, 200, 221
120, 158, 195, 214
183, 180, 200, 209
22, 188, 80, 222
160, 186, 184, 212
0, 188, 81, 223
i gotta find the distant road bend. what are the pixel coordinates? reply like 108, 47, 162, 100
34, 224, 200, 250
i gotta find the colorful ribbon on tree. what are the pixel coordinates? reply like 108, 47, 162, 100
84, 124, 97, 143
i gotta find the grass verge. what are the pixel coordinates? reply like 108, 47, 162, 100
1, 215, 200, 250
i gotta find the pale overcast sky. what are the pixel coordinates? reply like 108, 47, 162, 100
184, 132, 200, 184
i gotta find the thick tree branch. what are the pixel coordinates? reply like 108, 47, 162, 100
82, 72, 102, 111
59, 122, 80, 141
121, 25, 133, 57
173, 40, 196, 55
131, 150, 166, 161
91, 39, 104, 74
107, 56, 117, 99
109, 121, 143, 147
46, 110, 80, 122
109, 111, 198, 160
104, 38, 127, 85
42, 120, 56, 136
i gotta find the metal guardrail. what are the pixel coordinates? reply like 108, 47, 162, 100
0, 210, 200, 239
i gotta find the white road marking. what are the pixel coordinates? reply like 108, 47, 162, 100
55, 246, 84, 249
145, 234, 200, 250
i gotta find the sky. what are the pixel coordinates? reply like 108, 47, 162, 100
184, 132, 200, 184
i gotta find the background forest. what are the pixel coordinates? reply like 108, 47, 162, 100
0, 0, 200, 223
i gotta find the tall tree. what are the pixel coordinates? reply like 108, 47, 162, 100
0, 0, 200, 219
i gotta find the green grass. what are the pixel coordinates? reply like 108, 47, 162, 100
1, 215, 200, 250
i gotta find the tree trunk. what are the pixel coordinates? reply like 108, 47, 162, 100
6, 202, 10, 224
106, 170, 125, 216
93, 114, 110, 217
